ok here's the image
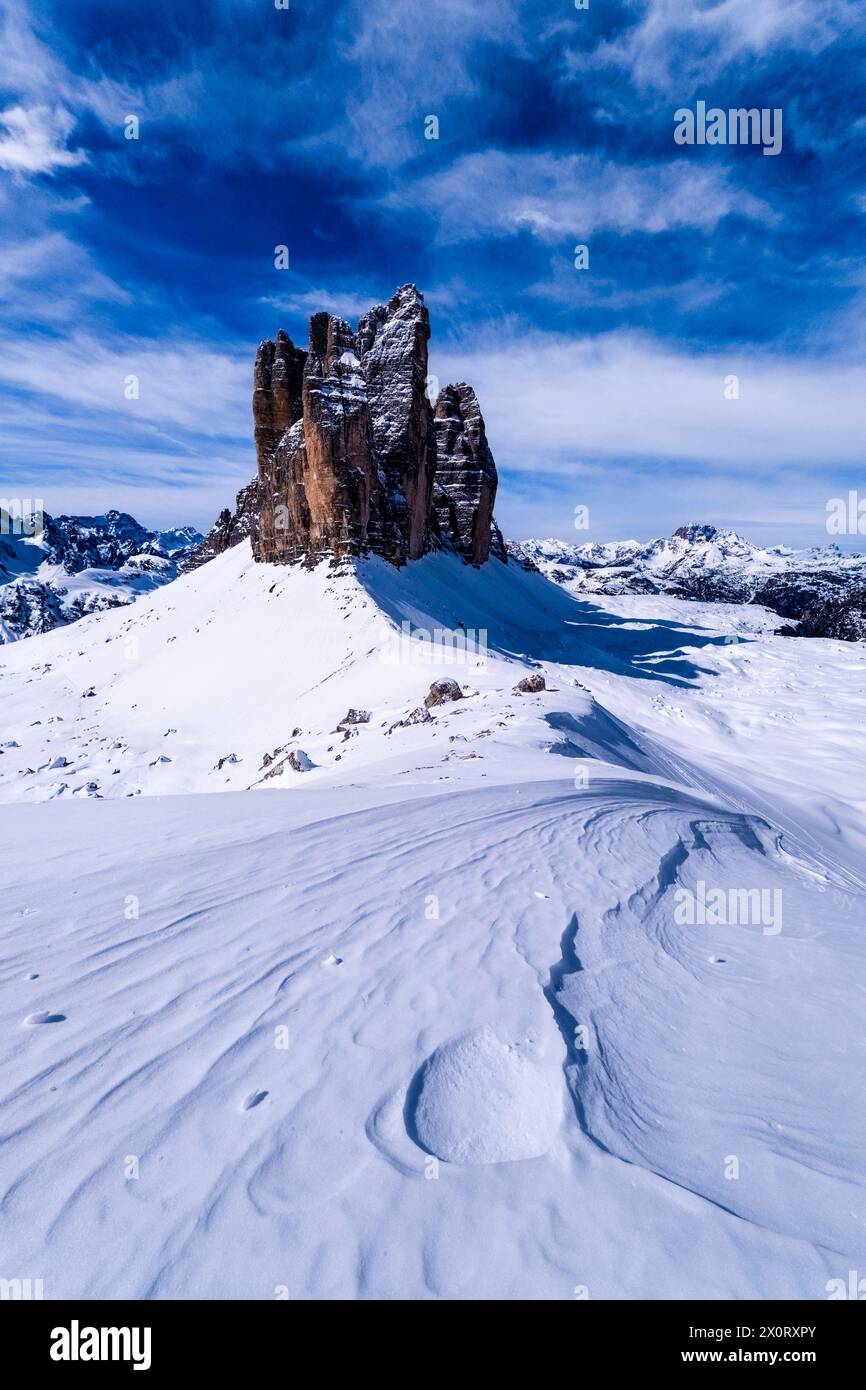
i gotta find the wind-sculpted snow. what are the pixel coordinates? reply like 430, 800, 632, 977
1, 775, 863, 1299
412, 1027, 563, 1165
1, 540, 865, 1298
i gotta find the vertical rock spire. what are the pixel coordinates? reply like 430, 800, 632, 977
245, 285, 505, 567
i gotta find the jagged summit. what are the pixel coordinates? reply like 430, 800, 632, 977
193, 284, 505, 571
672, 522, 719, 543
0, 508, 202, 643
513, 525, 866, 640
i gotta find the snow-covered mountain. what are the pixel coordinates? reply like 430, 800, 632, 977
1, 536, 865, 1299
512, 524, 866, 639
0, 508, 203, 643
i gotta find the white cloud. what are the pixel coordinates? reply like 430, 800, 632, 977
566, 0, 851, 93
0, 329, 250, 438
339, 0, 526, 168
0, 231, 129, 321
433, 329, 866, 473
386, 150, 775, 244
260, 287, 386, 324
0, 105, 85, 175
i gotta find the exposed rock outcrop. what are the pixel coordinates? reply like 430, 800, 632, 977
424, 678, 464, 709
432, 384, 500, 566
186, 483, 258, 570
778, 590, 866, 641
514, 673, 546, 694
253, 330, 306, 471
243, 284, 504, 569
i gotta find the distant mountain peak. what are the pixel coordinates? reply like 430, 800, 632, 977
672, 522, 720, 543
511, 529, 866, 641
0, 511, 203, 644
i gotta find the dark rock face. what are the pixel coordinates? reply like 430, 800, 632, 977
357, 287, 437, 562
186, 483, 257, 570
248, 285, 503, 569
253, 330, 306, 472
751, 571, 851, 622
432, 384, 499, 566
784, 590, 866, 641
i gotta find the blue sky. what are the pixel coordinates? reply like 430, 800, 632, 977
1, 0, 865, 545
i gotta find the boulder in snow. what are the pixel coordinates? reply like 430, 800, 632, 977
514, 673, 546, 694
424, 679, 464, 709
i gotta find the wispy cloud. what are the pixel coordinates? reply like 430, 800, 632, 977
566, 0, 849, 93
435, 329, 866, 472
0, 104, 85, 174
384, 150, 776, 244
0, 329, 249, 437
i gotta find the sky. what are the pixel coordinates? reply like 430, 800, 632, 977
1, 0, 865, 546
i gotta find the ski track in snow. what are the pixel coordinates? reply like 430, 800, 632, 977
1, 543, 865, 1299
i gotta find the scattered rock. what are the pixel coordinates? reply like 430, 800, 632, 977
424, 679, 464, 709
514, 673, 546, 694
288, 749, 314, 772
389, 706, 433, 732
338, 708, 371, 727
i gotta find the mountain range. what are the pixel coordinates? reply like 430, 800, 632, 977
0, 508, 202, 643
512, 524, 866, 641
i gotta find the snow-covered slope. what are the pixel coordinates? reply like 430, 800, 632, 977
1, 539, 660, 804
1, 543, 865, 1299
0, 509, 202, 644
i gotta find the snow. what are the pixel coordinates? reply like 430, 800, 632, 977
413, 1027, 563, 1165
1, 540, 865, 1298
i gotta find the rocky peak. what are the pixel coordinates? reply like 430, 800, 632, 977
673, 523, 719, 544
186, 483, 257, 570
252, 329, 306, 475
432, 383, 499, 566
247, 284, 502, 569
